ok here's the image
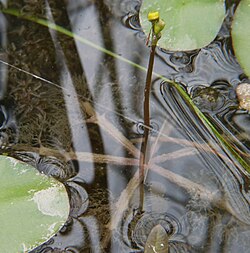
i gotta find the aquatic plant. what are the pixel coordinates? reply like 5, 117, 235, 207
0, 1, 250, 251
139, 11, 165, 211
140, 0, 225, 50
0, 155, 69, 252
232, 0, 250, 77
144, 224, 169, 253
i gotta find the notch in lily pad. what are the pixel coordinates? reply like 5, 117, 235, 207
140, 0, 226, 51
0, 155, 70, 253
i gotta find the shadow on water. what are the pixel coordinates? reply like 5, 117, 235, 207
0, 0, 250, 252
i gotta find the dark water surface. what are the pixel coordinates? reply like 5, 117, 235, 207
0, 0, 250, 252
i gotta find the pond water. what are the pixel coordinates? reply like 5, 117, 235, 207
0, 0, 250, 252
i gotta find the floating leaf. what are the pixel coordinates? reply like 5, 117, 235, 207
144, 224, 169, 253
0, 155, 70, 252
140, 0, 226, 51
232, 0, 250, 77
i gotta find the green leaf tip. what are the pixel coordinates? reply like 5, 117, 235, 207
144, 224, 169, 253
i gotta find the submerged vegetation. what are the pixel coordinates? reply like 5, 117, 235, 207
1, 6, 249, 172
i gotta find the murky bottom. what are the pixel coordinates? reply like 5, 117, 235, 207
0, 0, 249, 252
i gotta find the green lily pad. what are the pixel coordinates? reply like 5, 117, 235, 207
0, 155, 70, 252
140, 0, 226, 51
232, 0, 250, 77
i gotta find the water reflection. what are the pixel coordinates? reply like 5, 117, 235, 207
0, 0, 249, 252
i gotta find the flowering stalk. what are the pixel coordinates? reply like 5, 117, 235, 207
139, 12, 165, 211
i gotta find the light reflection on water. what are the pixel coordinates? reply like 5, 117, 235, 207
0, 0, 249, 252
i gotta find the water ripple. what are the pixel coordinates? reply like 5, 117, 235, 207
172, 40, 242, 88
160, 83, 250, 225
13, 152, 76, 181
66, 181, 89, 218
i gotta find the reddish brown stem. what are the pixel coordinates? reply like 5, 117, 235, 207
139, 44, 157, 211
